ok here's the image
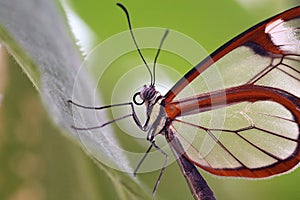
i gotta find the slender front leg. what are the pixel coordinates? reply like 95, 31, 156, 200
68, 100, 148, 131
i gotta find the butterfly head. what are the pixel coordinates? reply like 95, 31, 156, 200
133, 85, 160, 107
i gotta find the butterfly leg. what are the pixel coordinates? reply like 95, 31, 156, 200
150, 140, 168, 196
133, 144, 153, 176
67, 100, 148, 130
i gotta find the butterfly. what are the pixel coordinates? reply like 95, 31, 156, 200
69, 4, 300, 200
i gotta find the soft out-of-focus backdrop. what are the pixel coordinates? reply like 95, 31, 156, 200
0, 0, 299, 200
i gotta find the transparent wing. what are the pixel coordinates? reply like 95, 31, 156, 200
164, 6, 300, 177
168, 96, 299, 177
165, 7, 300, 102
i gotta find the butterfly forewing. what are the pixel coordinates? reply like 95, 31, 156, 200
164, 6, 300, 178
165, 7, 300, 101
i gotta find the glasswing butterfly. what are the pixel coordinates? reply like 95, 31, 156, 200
69, 4, 300, 200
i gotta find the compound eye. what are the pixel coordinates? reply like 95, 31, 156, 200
133, 92, 144, 105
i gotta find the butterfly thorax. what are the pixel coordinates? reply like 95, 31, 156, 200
135, 85, 167, 141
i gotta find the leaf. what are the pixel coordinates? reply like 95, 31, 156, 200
0, 0, 151, 199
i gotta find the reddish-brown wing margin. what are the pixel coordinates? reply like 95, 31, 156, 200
164, 6, 300, 102
162, 6, 300, 178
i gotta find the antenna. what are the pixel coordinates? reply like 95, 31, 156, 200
152, 29, 169, 86
116, 3, 153, 85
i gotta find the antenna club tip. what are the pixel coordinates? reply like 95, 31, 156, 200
116, 2, 124, 8
116, 3, 128, 15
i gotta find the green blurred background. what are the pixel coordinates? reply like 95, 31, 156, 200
0, 0, 299, 200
